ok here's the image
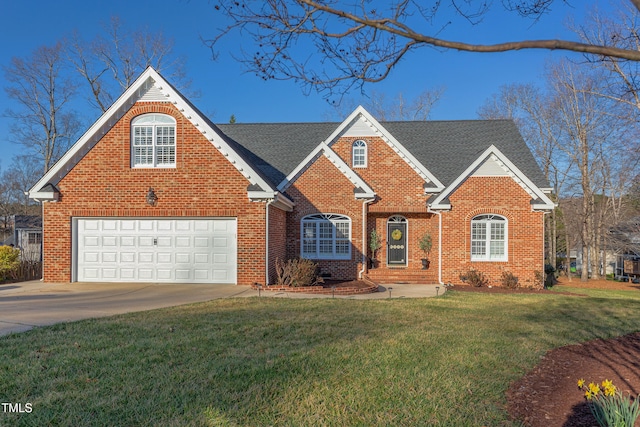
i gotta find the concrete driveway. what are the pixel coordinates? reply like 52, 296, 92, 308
0, 281, 444, 336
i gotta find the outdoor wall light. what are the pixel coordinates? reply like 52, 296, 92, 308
146, 187, 158, 206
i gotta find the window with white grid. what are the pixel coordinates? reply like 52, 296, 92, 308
131, 114, 176, 168
301, 214, 351, 259
352, 140, 367, 168
470, 214, 507, 261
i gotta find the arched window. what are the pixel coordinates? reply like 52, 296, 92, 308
471, 214, 507, 261
131, 114, 176, 168
301, 214, 351, 259
352, 140, 367, 168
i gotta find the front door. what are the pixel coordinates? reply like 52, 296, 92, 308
387, 216, 407, 266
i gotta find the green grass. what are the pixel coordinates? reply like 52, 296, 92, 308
1, 288, 640, 426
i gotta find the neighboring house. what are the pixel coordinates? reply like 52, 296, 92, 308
1, 215, 43, 262
29, 68, 554, 286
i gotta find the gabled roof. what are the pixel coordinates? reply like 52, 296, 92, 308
323, 106, 445, 191
28, 67, 280, 201
218, 117, 550, 193
277, 143, 375, 199
428, 145, 555, 211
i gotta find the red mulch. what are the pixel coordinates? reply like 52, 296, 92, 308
456, 277, 640, 427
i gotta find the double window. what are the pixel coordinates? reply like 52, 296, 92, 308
352, 140, 367, 168
301, 214, 351, 259
131, 114, 176, 168
471, 214, 507, 261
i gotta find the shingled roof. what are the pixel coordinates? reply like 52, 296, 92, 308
216, 119, 549, 191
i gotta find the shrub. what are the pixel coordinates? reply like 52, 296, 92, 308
0, 246, 21, 282
274, 257, 322, 287
459, 269, 488, 287
500, 271, 519, 289
534, 270, 544, 288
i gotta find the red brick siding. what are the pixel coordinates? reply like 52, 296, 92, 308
285, 155, 365, 280
331, 136, 427, 212
42, 102, 267, 285
267, 204, 287, 284
440, 176, 545, 287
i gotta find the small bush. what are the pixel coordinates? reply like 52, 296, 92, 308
274, 257, 322, 287
459, 269, 489, 287
534, 270, 544, 288
500, 271, 519, 289
0, 246, 21, 282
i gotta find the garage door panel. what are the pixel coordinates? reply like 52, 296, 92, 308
175, 269, 191, 280
84, 236, 99, 246
121, 236, 135, 246
103, 252, 117, 263
120, 220, 136, 231
76, 218, 236, 283
120, 252, 136, 263
84, 252, 99, 263
139, 252, 154, 263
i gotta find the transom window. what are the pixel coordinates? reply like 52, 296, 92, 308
352, 140, 367, 168
471, 214, 507, 261
131, 114, 176, 168
301, 214, 351, 259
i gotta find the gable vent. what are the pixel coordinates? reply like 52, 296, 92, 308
139, 83, 168, 102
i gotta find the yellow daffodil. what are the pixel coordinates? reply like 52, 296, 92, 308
577, 379, 585, 388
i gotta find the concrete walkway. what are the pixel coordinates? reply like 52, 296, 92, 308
0, 281, 445, 336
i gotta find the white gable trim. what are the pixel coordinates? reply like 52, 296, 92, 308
28, 67, 275, 201
277, 143, 375, 199
324, 106, 445, 192
429, 145, 555, 211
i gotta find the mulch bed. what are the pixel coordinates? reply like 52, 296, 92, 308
252, 279, 378, 295
452, 278, 640, 427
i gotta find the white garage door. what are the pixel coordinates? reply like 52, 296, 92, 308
75, 218, 237, 283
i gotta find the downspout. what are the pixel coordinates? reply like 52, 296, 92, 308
435, 210, 444, 285
265, 199, 273, 286
542, 210, 550, 287
427, 205, 444, 285
358, 198, 375, 279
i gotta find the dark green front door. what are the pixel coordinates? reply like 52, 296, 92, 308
387, 216, 407, 266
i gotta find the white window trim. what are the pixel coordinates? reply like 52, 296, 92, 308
471, 214, 508, 262
131, 113, 177, 168
352, 140, 367, 168
301, 214, 352, 260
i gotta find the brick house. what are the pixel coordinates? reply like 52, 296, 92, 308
29, 67, 554, 287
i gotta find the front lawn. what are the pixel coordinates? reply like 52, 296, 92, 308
1, 288, 639, 426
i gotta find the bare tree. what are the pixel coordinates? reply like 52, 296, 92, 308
208, 0, 640, 98
4, 43, 82, 173
67, 16, 193, 113
4, 156, 43, 214
572, 1, 640, 115
326, 87, 445, 121
548, 60, 630, 280
478, 83, 569, 271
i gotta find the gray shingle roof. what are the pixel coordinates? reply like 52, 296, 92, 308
216, 119, 549, 190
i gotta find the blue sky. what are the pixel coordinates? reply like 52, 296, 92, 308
0, 0, 612, 166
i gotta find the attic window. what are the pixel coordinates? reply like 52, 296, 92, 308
352, 140, 367, 168
131, 114, 176, 168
